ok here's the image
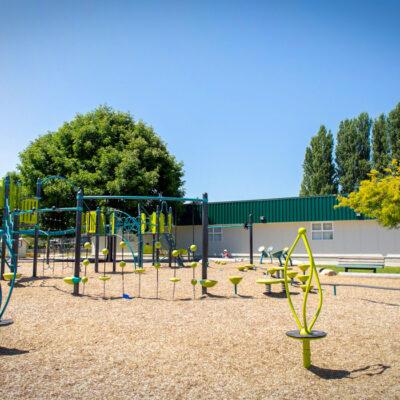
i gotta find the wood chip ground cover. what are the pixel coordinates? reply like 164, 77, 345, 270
0, 261, 399, 399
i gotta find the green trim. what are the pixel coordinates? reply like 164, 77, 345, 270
207, 195, 363, 225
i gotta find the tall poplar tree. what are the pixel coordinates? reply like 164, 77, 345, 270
300, 125, 337, 196
388, 102, 400, 160
372, 114, 390, 172
335, 112, 371, 194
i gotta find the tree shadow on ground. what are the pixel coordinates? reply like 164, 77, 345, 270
0, 347, 30, 356
309, 363, 390, 380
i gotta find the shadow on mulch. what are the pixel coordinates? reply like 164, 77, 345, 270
361, 298, 400, 307
309, 363, 390, 380
263, 292, 299, 298
0, 347, 30, 356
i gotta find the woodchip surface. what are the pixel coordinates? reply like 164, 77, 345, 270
1, 259, 399, 399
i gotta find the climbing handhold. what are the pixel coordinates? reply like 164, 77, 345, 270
119, 261, 126, 268
190, 244, 197, 252
82, 259, 90, 267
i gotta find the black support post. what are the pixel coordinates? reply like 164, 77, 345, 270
73, 189, 83, 296
137, 207, 143, 269
112, 235, 117, 272
201, 193, 209, 295
94, 207, 100, 273
168, 206, 172, 268
249, 213, 253, 265
156, 205, 160, 264
32, 224, 39, 277
46, 236, 50, 265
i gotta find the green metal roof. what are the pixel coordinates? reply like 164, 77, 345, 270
10, 194, 358, 224
206, 195, 363, 225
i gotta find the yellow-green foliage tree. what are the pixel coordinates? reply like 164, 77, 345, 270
337, 160, 400, 228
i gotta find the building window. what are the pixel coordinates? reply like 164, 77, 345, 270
311, 222, 333, 240
209, 227, 223, 242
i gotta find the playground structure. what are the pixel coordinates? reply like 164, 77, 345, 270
0, 175, 327, 369
0, 176, 210, 297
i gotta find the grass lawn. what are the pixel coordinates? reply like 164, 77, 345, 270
319, 265, 400, 274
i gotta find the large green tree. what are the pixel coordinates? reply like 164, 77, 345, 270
372, 114, 390, 172
335, 112, 372, 194
18, 106, 184, 209
300, 125, 337, 196
388, 102, 400, 160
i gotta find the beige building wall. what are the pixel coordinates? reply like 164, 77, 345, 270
176, 220, 400, 265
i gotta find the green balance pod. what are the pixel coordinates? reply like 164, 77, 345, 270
199, 279, 218, 288
3, 272, 22, 281
63, 276, 81, 285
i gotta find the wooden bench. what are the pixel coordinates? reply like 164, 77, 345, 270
338, 259, 384, 273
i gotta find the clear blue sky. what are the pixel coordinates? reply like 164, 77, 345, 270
1, 1, 399, 201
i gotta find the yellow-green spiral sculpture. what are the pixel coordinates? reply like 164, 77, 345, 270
283, 227, 327, 369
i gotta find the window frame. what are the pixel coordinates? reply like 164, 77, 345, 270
209, 227, 223, 242
311, 221, 333, 241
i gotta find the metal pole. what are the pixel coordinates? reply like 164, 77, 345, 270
156, 205, 160, 264
249, 213, 253, 265
112, 235, 117, 272
12, 211, 20, 271
94, 207, 100, 273
46, 235, 50, 265
1, 176, 10, 280
32, 224, 39, 277
138, 207, 143, 269
73, 189, 83, 296
201, 193, 209, 295
168, 207, 172, 268
151, 233, 155, 266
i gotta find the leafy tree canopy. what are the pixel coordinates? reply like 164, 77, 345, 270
300, 125, 337, 196
18, 106, 185, 209
336, 160, 400, 228
335, 112, 371, 194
